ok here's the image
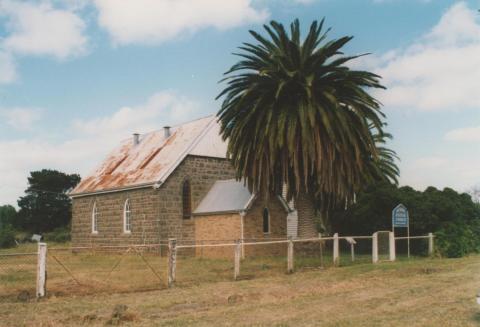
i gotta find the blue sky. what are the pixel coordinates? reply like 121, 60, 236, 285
0, 0, 479, 205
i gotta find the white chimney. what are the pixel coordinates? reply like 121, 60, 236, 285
164, 126, 171, 138
133, 133, 140, 146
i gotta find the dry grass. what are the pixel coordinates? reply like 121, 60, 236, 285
0, 250, 479, 326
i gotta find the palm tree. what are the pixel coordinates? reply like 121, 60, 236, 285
216, 19, 398, 237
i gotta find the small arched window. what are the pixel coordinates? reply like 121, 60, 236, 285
182, 180, 192, 218
92, 202, 98, 234
263, 207, 270, 234
123, 199, 131, 233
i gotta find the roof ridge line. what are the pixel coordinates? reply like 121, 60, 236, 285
154, 116, 218, 185
116, 114, 217, 143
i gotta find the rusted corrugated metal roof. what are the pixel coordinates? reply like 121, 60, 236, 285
71, 115, 227, 196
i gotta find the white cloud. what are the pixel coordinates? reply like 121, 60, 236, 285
93, 0, 268, 45
401, 155, 480, 192
0, 91, 203, 206
367, 2, 480, 111
0, 107, 43, 130
72, 91, 200, 137
445, 126, 480, 143
0, 51, 17, 84
0, 0, 88, 59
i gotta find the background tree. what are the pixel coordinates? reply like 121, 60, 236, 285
0, 205, 17, 248
16, 169, 80, 233
0, 205, 17, 229
217, 19, 397, 237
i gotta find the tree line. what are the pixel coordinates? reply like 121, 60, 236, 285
330, 182, 480, 257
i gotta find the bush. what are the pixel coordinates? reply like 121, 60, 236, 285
44, 227, 71, 243
436, 222, 480, 258
0, 225, 16, 248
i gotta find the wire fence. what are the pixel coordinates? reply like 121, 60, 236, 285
338, 236, 373, 266
47, 244, 169, 296
0, 232, 434, 302
0, 249, 37, 302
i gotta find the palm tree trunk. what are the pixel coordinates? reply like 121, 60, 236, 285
295, 191, 318, 238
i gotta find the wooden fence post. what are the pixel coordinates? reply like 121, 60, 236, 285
36, 242, 47, 298
333, 233, 339, 267
287, 237, 294, 274
428, 233, 434, 256
389, 232, 396, 261
168, 238, 177, 287
234, 240, 241, 280
318, 233, 324, 267
372, 232, 378, 264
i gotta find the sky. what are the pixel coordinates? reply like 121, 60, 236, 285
0, 0, 479, 206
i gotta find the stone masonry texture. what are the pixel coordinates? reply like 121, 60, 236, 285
71, 155, 236, 247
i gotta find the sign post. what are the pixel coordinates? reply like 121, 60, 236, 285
392, 204, 410, 258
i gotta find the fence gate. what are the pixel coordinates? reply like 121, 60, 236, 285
377, 231, 390, 261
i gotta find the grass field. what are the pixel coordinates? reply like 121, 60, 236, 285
0, 242, 377, 297
0, 248, 479, 326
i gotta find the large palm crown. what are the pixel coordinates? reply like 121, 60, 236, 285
217, 19, 398, 205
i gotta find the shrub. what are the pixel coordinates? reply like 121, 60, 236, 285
435, 222, 480, 258
44, 227, 71, 243
0, 225, 16, 248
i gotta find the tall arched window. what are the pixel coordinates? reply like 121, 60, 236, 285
263, 207, 270, 234
182, 180, 192, 218
123, 199, 131, 233
92, 201, 98, 234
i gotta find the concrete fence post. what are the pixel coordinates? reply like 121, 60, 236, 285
287, 237, 294, 274
333, 233, 339, 267
389, 232, 396, 261
234, 240, 241, 280
36, 242, 47, 298
168, 238, 177, 287
372, 232, 379, 264
428, 233, 434, 256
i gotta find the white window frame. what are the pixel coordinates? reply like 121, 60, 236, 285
92, 202, 98, 234
263, 207, 271, 234
123, 199, 132, 234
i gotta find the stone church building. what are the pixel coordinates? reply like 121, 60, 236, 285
70, 116, 298, 253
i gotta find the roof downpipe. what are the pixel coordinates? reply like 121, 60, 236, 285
133, 133, 140, 146
164, 126, 171, 138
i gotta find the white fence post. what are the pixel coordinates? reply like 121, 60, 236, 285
428, 233, 434, 256
168, 238, 177, 287
389, 232, 396, 261
351, 243, 355, 262
287, 237, 294, 274
333, 233, 339, 267
234, 240, 241, 280
372, 232, 379, 264
36, 242, 47, 298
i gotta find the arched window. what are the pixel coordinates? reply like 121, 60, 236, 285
182, 180, 192, 218
123, 199, 131, 233
92, 202, 98, 234
263, 207, 270, 234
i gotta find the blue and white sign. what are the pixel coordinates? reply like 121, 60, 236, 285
392, 204, 409, 228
